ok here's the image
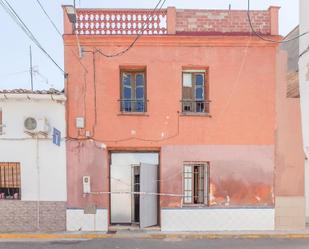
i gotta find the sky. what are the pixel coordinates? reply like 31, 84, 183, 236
0, 0, 299, 90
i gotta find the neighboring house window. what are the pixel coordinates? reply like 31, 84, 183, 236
0, 163, 21, 200
181, 70, 209, 113
183, 162, 209, 205
120, 70, 146, 113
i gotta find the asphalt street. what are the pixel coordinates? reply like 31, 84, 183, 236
0, 238, 309, 249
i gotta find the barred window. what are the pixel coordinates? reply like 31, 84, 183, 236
183, 162, 209, 205
0, 163, 21, 200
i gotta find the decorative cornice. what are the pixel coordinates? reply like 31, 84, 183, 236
63, 34, 281, 47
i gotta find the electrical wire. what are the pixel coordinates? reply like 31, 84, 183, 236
92, 52, 97, 129
32, 68, 55, 88
69, 0, 169, 141
70, 49, 88, 72
0, 69, 29, 78
0, 0, 66, 76
94, 0, 168, 58
299, 45, 309, 58
110, 166, 183, 187
35, 0, 86, 70
89, 191, 185, 198
247, 0, 309, 43
66, 111, 180, 143
35, 0, 62, 37
72, 0, 185, 143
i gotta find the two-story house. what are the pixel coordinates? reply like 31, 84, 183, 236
63, 5, 304, 232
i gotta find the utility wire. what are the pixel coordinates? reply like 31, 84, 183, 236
247, 0, 309, 43
0, 69, 29, 78
33, 68, 55, 88
95, 0, 168, 58
299, 45, 309, 58
34, 0, 86, 69
35, 0, 62, 37
0, 0, 66, 76
77, 0, 169, 140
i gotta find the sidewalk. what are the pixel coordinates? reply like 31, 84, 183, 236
2, 229, 309, 241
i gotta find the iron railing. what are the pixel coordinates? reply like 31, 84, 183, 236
181, 100, 210, 114
0, 124, 4, 135
119, 99, 147, 113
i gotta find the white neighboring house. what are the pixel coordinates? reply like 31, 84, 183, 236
300, 0, 309, 222
0, 89, 67, 232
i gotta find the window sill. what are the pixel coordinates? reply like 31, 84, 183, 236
180, 205, 274, 209
182, 204, 209, 208
118, 112, 149, 117
180, 112, 212, 117
0, 199, 21, 201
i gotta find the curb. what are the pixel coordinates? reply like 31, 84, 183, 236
1, 233, 309, 240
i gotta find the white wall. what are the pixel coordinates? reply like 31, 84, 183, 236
111, 153, 159, 165
0, 95, 67, 202
67, 209, 108, 232
161, 208, 275, 231
299, 0, 309, 221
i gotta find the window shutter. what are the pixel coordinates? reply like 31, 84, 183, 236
204, 163, 209, 205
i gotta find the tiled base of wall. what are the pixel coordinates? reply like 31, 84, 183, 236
0, 201, 66, 232
66, 209, 108, 231
161, 208, 275, 231
275, 196, 306, 230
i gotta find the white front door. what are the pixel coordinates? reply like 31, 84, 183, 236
139, 163, 158, 228
110, 164, 132, 223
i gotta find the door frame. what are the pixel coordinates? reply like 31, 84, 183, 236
108, 149, 161, 228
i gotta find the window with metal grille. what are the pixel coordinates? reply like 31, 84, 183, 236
120, 70, 147, 113
0, 163, 21, 200
181, 70, 210, 113
183, 163, 209, 205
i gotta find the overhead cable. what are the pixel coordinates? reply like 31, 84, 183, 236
0, 0, 66, 76
247, 0, 309, 43
95, 0, 168, 58
35, 0, 62, 37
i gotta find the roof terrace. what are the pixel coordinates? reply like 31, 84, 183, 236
63, 6, 280, 36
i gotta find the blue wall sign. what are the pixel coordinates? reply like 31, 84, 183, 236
53, 128, 61, 146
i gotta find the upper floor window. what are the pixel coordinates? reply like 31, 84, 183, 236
0, 162, 21, 200
181, 70, 209, 113
183, 162, 209, 205
120, 70, 147, 113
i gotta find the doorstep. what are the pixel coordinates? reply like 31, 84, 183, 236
108, 225, 161, 233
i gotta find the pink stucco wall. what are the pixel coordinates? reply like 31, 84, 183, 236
65, 37, 277, 147
160, 145, 274, 208
63, 6, 283, 210
63, 51, 304, 212
66, 140, 108, 209
64, 36, 279, 209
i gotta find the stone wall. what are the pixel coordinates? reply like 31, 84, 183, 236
0, 201, 66, 232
